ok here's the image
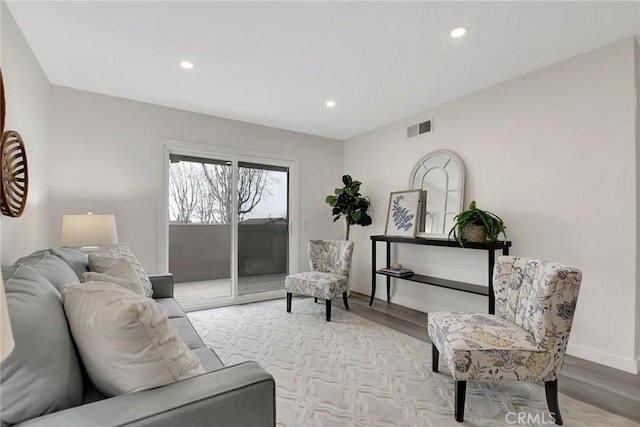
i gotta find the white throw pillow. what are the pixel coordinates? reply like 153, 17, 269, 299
89, 243, 153, 297
60, 282, 205, 396
82, 271, 145, 296
87, 256, 139, 281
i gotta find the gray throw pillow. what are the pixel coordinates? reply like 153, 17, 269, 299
16, 250, 80, 290
1, 264, 83, 425
51, 247, 90, 281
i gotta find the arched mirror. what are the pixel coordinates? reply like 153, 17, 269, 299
409, 150, 465, 237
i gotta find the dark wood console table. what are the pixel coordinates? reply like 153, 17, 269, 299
370, 235, 512, 314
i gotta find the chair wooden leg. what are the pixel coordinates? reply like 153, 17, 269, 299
432, 345, 439, 372
455, 381, 466, 422
325, 299, 332, 321
545, 380, 563, 425
286, 293, 292, 313
342, 292, 349, 310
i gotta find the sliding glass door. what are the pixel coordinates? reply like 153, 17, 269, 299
237, 162, 289, 297
167, 152, 290, 311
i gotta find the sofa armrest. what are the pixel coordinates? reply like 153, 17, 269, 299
17, 361, 275, 427
149, 273, 174, 299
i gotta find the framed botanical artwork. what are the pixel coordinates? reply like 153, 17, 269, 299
385, 190, 421, 237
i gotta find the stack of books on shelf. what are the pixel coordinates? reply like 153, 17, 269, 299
379, 266, 414, 277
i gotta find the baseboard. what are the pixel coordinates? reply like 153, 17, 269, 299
352, 285, 486, 315
567, 343, 638, 374
381, 293, 447, 314
354, 289, 449, 316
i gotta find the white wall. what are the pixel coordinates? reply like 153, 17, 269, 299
635, 38, 640, 371
1, 4, 51, 264
46, 86, 344, 275
345, 38, 639, 373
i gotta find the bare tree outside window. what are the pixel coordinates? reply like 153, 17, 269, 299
200, 163, 233, 224
237, 167, 271, 222
169, 161, 202, 223
193, 176, 216, 224
169, 160, 274, 224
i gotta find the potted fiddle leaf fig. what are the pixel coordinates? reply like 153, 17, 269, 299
448, 200, 507, 246
325, 175, 372, 240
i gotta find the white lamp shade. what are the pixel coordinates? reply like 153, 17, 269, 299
61, 214, 118, 247
1, 281, 15, 361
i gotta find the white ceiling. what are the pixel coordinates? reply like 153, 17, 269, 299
6, 1, 640, 140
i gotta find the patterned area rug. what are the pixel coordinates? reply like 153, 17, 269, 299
188, 298, 634, 427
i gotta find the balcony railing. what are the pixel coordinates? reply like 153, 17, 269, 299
168, 222, 288, 284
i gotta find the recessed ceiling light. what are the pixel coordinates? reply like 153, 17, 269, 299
450, 27, 467, 38
326, 100, 336, 108
180, 61, 194, 70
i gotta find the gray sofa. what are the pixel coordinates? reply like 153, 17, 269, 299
1, 247, 276, 427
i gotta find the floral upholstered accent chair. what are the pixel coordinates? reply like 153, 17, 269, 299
285, 240, 355, 321
428, 256, 582, 425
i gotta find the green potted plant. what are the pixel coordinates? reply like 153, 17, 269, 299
325, 175, 372, 240
448, 200, 507, 245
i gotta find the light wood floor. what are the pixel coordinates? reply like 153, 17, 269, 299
344, 292, 640, 423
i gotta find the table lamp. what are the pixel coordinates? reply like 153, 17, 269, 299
61, 213, 118, 252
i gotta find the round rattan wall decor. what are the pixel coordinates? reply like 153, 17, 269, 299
0, 130, 29, 217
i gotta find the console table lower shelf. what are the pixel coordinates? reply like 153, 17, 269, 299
374, 271, 489, 297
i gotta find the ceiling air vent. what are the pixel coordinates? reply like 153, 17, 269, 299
407, 119, 432, 138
